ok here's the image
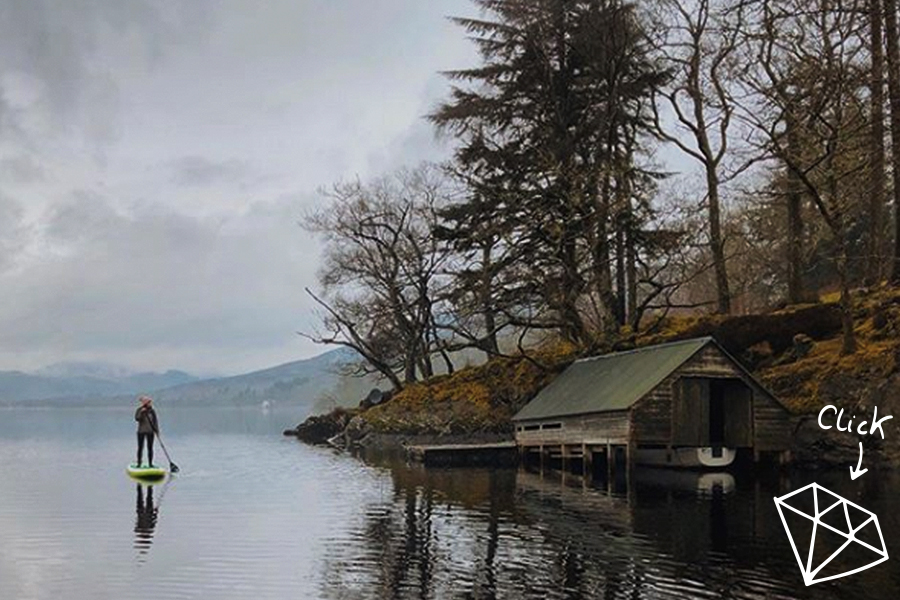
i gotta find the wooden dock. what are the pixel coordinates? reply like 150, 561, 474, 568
406, 441, 519, 467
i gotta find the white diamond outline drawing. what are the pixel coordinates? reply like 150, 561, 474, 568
774, 482, 889, 586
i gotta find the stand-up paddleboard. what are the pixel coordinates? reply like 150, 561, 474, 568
127, 464, 167, 481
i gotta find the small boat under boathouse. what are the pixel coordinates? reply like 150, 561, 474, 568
513, 337, 793, 473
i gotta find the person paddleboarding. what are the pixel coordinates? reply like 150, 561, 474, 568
135, 396, 159, 467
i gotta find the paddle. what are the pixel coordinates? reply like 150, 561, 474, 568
154, 431, 180, 474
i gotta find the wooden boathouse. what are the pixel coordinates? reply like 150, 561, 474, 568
513, 337, 792, 476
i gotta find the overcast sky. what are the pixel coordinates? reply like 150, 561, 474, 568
0, 0, 480, 375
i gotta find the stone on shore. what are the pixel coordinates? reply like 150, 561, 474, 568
283, 409, 352, 445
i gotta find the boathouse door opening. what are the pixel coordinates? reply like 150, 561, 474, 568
675, 377, 753, 449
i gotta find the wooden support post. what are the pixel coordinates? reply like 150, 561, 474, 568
626, 441, 636, 502
606, 442, 614, 484
539, 445, 546, 476
561, 445, 570, 474
582, 444, 592, 490
780, 450, 792, 467
626, 442, 633, 473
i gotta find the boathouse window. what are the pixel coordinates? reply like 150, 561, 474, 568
523, 424, 540, 431
540, 422, 562, 430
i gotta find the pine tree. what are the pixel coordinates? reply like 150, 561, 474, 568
432, 0, 667, 344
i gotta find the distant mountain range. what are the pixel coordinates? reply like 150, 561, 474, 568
0, 348, 382, 416
34, 360, 171, 381
0, 345, 487, 418
0, 364, 198, 404
146, 348, 378, 412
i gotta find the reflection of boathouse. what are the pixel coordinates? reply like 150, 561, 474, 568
513, 337, 792, 473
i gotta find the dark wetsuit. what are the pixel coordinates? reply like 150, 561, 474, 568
135, 406, 159, 466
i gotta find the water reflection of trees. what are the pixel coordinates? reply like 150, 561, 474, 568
320, 464, 894, 600
321, 464, 516, 599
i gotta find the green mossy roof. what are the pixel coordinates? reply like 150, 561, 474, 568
513, 337, 713, 421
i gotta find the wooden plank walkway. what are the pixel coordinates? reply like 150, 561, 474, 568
406, 441, 518, 467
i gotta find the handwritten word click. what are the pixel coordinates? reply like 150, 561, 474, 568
818, 405, 893, 439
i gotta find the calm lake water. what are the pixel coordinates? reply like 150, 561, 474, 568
1, 406, 899, 600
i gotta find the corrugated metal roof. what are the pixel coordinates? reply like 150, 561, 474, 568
513, 337, 713, 421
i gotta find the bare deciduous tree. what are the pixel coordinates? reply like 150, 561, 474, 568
653, 0, 739, 314
302, 166, 454, 390
737, 0, 868, 353
884, 0, 900, 282
868, 0, 887, 282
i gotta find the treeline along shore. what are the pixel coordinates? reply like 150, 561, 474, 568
289, 0, 900, 467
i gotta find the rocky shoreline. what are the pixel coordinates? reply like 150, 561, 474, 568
283, 407, 889, 469
284, 399, 900, 473
283, 408, 512, 454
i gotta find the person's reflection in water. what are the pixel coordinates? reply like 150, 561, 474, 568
134, 483, 159, 559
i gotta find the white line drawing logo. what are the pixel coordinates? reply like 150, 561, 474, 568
774, 483, 889, 586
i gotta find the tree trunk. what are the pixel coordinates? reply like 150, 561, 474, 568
404, 356, 417, 385
786, 187, 805, 303
837, 238, 858, 355
683, 28, 731, 314
420, 351, 434, 379
593, 174, 619, 337
615, 212, 627, 326
706, 168, 731, 313
366, 352, 403, 392
828, 136, 856, 355
437, 344, 455, 375
626, 210, 638, 329
561, 223, 587, 345
690, 117, 731, 313
480, 243, 500, 357
619, 146, 637, 327
785, 117, 807, 303
869, 0, 887, 283
884, 0, 900, 282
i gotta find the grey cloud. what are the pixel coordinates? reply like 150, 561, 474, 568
0, 193, 318, 373
0, 0, 478, 374
168, 156, 251, 187
366, 74, 458, 174
0, 155, 45, 184
0, 194, 28, 273
0, 0, 214, 144
43, 191, 126, 245
367, 117, 451, 174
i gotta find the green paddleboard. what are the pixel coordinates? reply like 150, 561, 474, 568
127, 464, 167, 481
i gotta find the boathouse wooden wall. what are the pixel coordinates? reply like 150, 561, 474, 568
516, 411, 630, 446
630, 344, 790, 450
751, 385, 793, 451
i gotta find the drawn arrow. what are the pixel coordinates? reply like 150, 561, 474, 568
850, 441, 869, 480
